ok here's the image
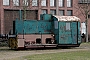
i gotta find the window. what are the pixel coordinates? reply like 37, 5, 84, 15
66, 22, 70, 30
50, 10, 56, 15
67, 0, 72, 7
41, 0, 46, 6
59, 0, 64, 7
42, 10, 47, 14
32, 0, 38, 6
23, 0, 29, 6
67, 10, 72, 16
79, 0, 90, 4
50, 0, 55, 6
54, 21, 58, 29
81, 22, 86, 34
59, 10, 64, 16
13, 0, 19, 6
3, 0, 9, 5
88, 15, 90, 18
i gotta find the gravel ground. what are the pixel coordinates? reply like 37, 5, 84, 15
0, 43, 90, 60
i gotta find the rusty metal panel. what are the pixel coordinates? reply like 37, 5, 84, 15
78, 22, 81, 44
24, 20, 52, 34
59, 22, 72, 44
14, 20, 23, 34
38, 21, 52, 34
24, 20, 38, 34
58, 21, 81, 44
51, 20, 59, 44
14, 20, 52, 34
71, 22, 81, 44
71, 22, 78, 44
40, 14, 52, 21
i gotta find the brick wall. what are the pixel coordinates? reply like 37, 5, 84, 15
4, 10, 38, 34
0, 12, 1, 34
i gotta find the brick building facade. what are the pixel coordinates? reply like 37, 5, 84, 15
0, 0, 90, 39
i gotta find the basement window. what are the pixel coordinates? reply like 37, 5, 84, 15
50, 10, 56, 15
42, 10, 47, 14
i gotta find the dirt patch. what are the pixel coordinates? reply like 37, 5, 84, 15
0, 43, 90, 60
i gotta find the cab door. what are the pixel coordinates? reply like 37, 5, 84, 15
59, 22, 72, 44
71, 22, 78, 44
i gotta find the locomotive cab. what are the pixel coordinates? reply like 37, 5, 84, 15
53, 15, 81, 47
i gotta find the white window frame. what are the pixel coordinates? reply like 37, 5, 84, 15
3, 0, 9, 5
13, 0, 19, 6
59, 10, 64, 16
67, 10, 72, 16
50, 0, 55, 6
32, 0, 38, 6
67, 0, 72, 7
23, 0, 29, 6
50, 10, 56, 15
42, 10, 47, 14
59, 0, 64, 7
41, 0, 46, 6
